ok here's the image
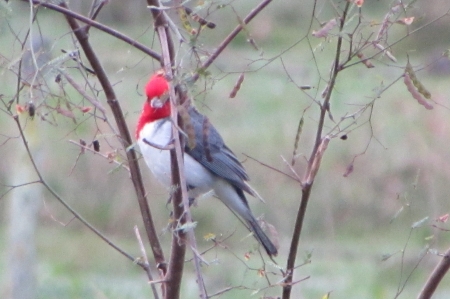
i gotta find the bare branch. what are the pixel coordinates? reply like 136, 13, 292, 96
191, 0, 273, 82
12, 115, 143, 269
417, 247, 450, 299
57, 0, 167, 275
134, 225, 160, 299
27, 0, 161, 61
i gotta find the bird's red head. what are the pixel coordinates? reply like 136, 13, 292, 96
136, 71, 171, 139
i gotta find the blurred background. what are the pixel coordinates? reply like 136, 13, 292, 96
1, 0, 450, 298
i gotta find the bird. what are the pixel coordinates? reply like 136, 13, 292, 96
136, 71, 278, 256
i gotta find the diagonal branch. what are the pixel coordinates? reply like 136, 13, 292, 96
191, 0, 273, 82
12, 115, 147, 271
417, 247, 450, 299
27, 0, 161, 61
56, 0, 166, 276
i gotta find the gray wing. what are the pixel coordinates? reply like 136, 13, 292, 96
185, 106, 254, 196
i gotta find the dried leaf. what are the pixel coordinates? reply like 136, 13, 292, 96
343, 162, 354, 177
244, 252, 251, 261
203, 233, 216, 241
437, 213, 449, 223
312, 18, 338, 38
16, 104, 25, 114
80, 106, 92, 113
56, 107, 76, 120
355, 0, 364, 7
396, 17, 415, 25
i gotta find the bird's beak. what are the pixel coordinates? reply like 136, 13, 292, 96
149, 97, 164, 108
149, 93, 169, 108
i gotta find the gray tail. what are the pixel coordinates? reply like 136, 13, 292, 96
247, 217, 278, 256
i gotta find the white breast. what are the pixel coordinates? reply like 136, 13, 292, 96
138, 119, 216, 198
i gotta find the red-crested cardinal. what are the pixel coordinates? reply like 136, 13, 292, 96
136, 71, 278, 256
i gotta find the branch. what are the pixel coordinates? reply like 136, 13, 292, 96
282, 2, 351, 299
56, 0, 166, 275
27, 0, 161, 61
12, 115, 147, 271
417, 247, 450, 299
148, 1, 208, 298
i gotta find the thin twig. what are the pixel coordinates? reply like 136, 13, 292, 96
27, 0, 161, 61
282, 3, 351, 299
191, 0, 273, 83
134, 225, 160, 299
12, 115, 142, 268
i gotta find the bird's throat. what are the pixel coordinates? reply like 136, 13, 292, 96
136, 100, 171, 139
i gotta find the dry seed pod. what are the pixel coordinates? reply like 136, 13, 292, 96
229, 73, 245, 98
406, 61, 432, 99
291, 116, 304, 166
184, 6, 216, 29
404, 72, 433, 110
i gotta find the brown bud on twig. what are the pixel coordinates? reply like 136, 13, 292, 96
92, 140, 100, 152
79, 139, 86, 154
229, 73, 245, 98
357, 52, 374, 68
27, 101, 36, 118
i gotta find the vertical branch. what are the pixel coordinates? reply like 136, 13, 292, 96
282, 3, 351, 299
417, 247, 450, 299
57, 0, 166, 275
147, 1, 208, 298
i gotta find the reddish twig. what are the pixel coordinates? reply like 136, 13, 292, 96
57, 0, 166, 278
417, 247, 450, 299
